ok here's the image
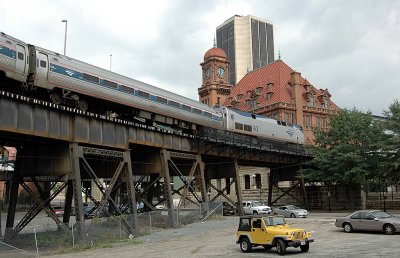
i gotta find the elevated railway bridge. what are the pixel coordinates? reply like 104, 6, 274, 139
0, 90, 311, 239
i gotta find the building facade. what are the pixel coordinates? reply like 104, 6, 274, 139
216, 15, 275, 85
223, 60, 340, 144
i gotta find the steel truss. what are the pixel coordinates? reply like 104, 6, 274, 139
267, 168, 309, 209
5, 176, 68, 239
158, 149, 208, 227
69, 143, 138, 238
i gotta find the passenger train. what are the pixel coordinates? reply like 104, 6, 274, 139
0, 32, 304, 144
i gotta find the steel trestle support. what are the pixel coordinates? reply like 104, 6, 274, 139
69, 143, 138, 240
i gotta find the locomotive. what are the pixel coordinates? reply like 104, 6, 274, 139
0, 32, 304, 144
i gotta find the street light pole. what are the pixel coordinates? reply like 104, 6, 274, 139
61, 19, 68, 56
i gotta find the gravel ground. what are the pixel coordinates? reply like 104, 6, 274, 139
32, 211, 400, 257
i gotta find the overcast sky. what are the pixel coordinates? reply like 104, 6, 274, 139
1, 0, 399, 116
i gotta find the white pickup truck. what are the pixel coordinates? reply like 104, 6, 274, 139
242, 201, 272, 215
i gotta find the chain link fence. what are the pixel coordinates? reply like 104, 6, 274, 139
0, 202, 225, 256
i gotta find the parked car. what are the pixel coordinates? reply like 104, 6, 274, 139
236, 215, 314, 255
335, 210, 400, 235
242, 201, 272, 215
273, 205, 308, 218
222, 202, 235, 216
51, 206, 64, 217
155, 204, 166, 210
83, 204, 96, 219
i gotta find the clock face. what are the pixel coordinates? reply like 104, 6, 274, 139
217, 67, 225, 78
205, 68, 211, 79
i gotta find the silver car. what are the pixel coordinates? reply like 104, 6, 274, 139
273, 205, 308, 218
335, 210, 400, 235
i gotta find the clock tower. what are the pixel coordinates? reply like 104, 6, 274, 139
198, 46, 232, 107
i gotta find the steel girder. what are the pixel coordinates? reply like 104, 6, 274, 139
69, 143, 138, 239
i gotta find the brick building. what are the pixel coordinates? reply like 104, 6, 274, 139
199, 46, 340, 144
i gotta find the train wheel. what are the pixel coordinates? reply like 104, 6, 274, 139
50, 92, 62, 105
77, 98, 88, 111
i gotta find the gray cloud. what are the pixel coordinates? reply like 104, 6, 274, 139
1, 0, 398, 115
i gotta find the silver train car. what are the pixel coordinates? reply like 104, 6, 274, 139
0, 32, 304, 144
0, 32, 222, 130
218, 107, 304, 144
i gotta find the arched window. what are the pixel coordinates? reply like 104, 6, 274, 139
255, 174, 262, 189
244, 175, 250, 189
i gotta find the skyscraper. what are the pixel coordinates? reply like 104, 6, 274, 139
216, 15, 275, 85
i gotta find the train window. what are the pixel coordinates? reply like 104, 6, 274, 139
17, 52, 24, 60
103, 80, 118, 89
120, 85, 134, 94
83, 73, 99, 84
181, 105, 191, 112
244, 124, 252, 132
169, 100, 180, 108
203, 112, 212, 118
137, 90, 150, 99
235, 123, 244, 130
156, 96, 168, 104
40, 60, 47, 68
193, 108, 202, 115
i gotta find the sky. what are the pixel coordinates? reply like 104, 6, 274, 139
1, 0, 399, 116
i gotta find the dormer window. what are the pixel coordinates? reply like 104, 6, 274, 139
236, 94, 244, 100
266, 92, 274, 100
245, 99, 251, 106
323, 99, 329, 109
308, 94, 315, 107
266, 82, 274, 90
255, 87, 263, 94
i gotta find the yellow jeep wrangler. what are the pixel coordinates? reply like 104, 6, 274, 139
236, 215, 314, 255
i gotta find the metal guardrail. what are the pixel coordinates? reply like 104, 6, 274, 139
197, 127, 312, 156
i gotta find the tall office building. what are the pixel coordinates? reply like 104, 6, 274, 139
216, 15, 275, 85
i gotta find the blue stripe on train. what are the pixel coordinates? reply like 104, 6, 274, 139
0, 45, 16, 59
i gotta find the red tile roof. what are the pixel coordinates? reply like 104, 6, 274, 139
224, 60, 339, 111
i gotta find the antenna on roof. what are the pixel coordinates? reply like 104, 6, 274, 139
278, 50, 281, 60
213, 34, 216, 48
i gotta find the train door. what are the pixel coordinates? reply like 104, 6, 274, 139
34, 51, 49, 88
15, 44, 28, 81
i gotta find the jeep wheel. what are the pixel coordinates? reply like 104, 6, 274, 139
253, 210, 258, 215
343, 223, 353, 233
300, 241, 309, 252
276, 239, 286, 255
290, 213, 296, 218
383, 224, 395, 235
239, 238, 252, 253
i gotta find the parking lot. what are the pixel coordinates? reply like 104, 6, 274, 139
48, 211, 400, 258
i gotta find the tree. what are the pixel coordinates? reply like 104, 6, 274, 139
303, 108, 387, 208
382, 99, 400, 190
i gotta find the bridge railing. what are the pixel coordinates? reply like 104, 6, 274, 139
197, 127, 310, 156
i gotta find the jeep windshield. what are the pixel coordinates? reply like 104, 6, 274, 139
264, 216, 286, 226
